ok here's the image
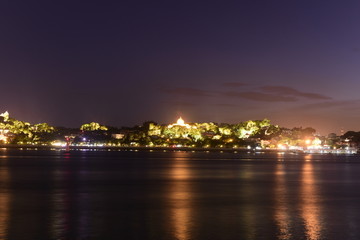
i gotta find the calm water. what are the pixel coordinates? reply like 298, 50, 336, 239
0, 149, 360, 239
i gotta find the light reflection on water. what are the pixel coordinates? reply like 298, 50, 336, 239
301, 155, 324, 240
51, 155, 91, 240
1, 150, 360, 239
274, 154, 326, 239
239, 165, 257, 240
274, 162, 292, 240
51, 170, 68, 240
169, 152, 192, 240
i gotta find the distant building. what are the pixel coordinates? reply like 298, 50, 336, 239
112, 133, 125, 139
168, 117, 196, 129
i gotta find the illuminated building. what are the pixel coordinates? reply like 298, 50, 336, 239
168, 117, 194, 129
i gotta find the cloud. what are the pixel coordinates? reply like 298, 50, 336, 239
160, 87, 213, 97
224, 91, 297, 102
261, 85, 331, 100
222, 82, 247, 87
292, 100, 360, 111
160, 84, 330, 104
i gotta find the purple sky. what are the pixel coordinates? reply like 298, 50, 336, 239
1, 0, 360, 134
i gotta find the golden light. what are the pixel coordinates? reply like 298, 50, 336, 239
312, 138, 321, 146
176, 117, 185, 126
305, 139, 311, 145
169, 152, 193, 240
0, 134, 7, 143
51, 141, 66, 147
168, 117, 192, 129
301, 159, 323, 239
277, 144, 287, 150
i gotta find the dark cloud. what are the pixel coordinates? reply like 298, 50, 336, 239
261, 86, 331, 100
160, 85, 330, 104
292, 100, 360, 111
160, 87, 213, 97
222, 82, 248, 87
224, 91, 297, 102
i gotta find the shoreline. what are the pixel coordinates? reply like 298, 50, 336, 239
0, 144, 357, 154
0, 144, 268, 153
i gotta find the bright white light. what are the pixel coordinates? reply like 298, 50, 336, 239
168, 117, 193, 129
51, 141, 66, 147
277, 144, 287, 150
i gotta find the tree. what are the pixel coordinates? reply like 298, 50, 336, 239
0, 111, 9, 122
80, 122, 108, 131
31, 123, 55, 133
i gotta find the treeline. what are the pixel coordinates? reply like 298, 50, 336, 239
0, 112, 332, 148
0, 111, 356, 148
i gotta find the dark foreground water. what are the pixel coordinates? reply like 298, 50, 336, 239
1, 149, 360, 239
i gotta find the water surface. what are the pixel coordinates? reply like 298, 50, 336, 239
0, 149, 359, 239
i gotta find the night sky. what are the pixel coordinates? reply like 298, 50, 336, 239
1, 1, 360, 134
